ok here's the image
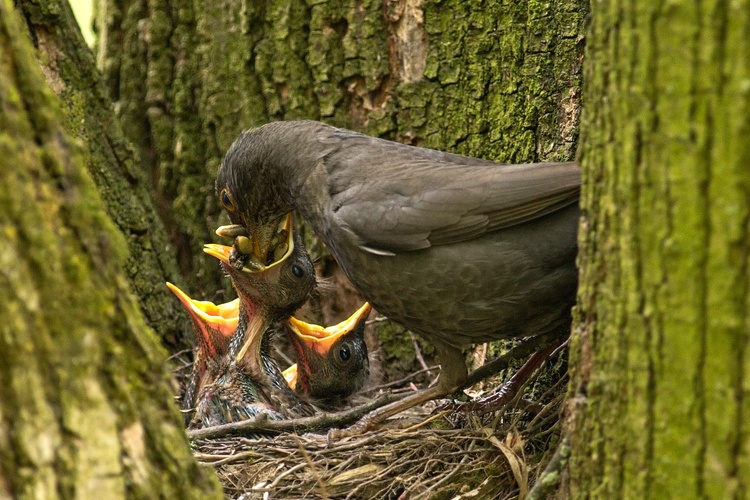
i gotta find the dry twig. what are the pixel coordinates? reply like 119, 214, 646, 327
187, 393, 402, 440
186, 334, 570, 499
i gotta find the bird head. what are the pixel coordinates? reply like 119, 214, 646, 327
166, 282, 237, 359
215, 125, 298, 267
284, 302, 371, 404
215, 122, 328, 266
206, 213, 316, 321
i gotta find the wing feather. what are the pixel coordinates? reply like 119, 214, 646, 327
317, 130, 580, 254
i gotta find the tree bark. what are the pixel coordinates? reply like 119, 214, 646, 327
0, 1, 220, 496
96, 0, 587, 377
566, 0, 750, 497
17, 0, 192, 350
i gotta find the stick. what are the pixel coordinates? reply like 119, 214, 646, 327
187, 393, 402, 440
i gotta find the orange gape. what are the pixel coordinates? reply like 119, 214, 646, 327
169, 281, 370, 410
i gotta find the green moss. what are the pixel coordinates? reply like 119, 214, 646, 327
374, 321, 439, 382
2, 0, 221, 496
568, 0, 750, 496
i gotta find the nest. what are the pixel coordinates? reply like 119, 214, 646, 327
189, 357, 567, 500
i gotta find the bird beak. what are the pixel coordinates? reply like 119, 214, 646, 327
282, 364, 298, 390
166, 283, 239, 355
215, 213, 294, 270
285, 303, 372, 356
202, 244, 233, 265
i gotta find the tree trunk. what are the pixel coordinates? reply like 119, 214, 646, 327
18, 0, 192, 350
0, 1, 220, 496
96, 0, 587, 377
566, 1, 750, 497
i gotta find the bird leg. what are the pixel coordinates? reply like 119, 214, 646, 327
452, 338, 566, 415
339, 333, 566, 433
351, 343, 467, 430
462, 330, 566, 388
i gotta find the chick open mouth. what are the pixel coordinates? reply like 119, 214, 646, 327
166, 282, 239, 333
285, 303, 372, 355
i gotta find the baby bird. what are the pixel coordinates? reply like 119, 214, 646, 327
166, 282, 236, 425
197, 213, 317, 425
284, 302, 371, 408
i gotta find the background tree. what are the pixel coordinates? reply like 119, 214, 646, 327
19, 0, 192, 351
0, 0, 220, 496
95, 0, 587, 377
566, 0, 750, 497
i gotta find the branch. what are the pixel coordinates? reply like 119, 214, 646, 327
187, 393, 402, 440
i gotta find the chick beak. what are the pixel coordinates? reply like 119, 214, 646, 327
203, 243, 233, 265
166, 282, 238, 355
285, 303, 372, 356
282, 364, 298, 390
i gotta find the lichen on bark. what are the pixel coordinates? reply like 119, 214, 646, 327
567, 0, 750, 497
19, 0, 193, 351
0, 0, 220, 496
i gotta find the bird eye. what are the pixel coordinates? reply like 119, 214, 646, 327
291, 264, 304, 278
220, 188, 235, 212
338, 344, 351, 362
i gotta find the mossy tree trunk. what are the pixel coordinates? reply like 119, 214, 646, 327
96, 0, 587, 377
566, 0, 750, 497
0, 1, 220, 496
17, 0, 192, 350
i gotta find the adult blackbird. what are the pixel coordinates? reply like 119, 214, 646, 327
215, 121, 580, 421
284, 302, 371, 407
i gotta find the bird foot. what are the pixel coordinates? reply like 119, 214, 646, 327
451, 384, 517, 416
448, 339, 567, 419
326, 418, 379, 441
430, 397, 465, 415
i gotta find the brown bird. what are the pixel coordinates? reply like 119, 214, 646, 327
166, 282, 236, 425
215, 121, 580, 421
284, 302, 371, 408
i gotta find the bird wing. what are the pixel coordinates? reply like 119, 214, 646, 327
327, 154, 580, 254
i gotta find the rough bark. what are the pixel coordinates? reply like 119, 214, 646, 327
96, 0, 587, 377
566, 0, 750, 497
17, 0, 192, 350
0, 1, 221, 496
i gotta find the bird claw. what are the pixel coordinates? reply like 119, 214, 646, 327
326, 418, 379, 441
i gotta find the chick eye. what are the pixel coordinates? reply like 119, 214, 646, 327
220, 188, 235, 211
291, 264, 304, 278
338, 344, 351, 362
